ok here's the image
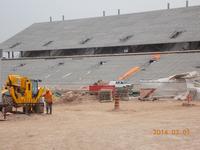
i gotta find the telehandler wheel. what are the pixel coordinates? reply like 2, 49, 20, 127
2, 95, 13, 112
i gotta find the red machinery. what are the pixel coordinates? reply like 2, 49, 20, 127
89, 85, 115, 95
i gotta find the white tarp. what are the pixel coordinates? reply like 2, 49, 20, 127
140, 71, 200, 100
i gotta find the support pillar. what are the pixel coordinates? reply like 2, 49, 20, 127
20, 51, 23, 57
118, 9, 120, 15
8, 52, 10, 59
186, 0, 189, 7
12, 51, 14, 58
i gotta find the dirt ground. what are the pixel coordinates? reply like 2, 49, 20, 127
1, 99, 200, 150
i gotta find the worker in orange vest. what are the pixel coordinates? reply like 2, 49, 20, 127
44, 89, 53, 114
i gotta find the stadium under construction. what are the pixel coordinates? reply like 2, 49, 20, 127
0, 5, 200, 88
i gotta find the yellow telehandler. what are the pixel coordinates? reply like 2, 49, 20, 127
1, 74, 45, 115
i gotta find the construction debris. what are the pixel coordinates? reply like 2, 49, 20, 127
57, 90, 97, 104
140, 71, 200, 100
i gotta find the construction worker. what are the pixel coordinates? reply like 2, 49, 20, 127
44, 89, 53, 114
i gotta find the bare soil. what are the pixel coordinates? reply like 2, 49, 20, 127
1, 99, 200, 150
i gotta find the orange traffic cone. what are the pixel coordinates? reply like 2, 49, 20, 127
114, 93, 120, 111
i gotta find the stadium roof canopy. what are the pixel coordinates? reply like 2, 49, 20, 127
1, 6, 200, 52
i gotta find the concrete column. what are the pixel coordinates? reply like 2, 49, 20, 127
103, 11, 105, 17
118, 9, 120, 15
12, 51, 14, 58
8, 52, 10, 59
186, 0, 189, 7
20, 51, 23, 57
167, 3, 170, 9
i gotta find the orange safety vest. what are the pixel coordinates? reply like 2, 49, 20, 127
44, 91, 53, 103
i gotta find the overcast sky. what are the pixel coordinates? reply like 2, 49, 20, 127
0, 0, 200, 43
